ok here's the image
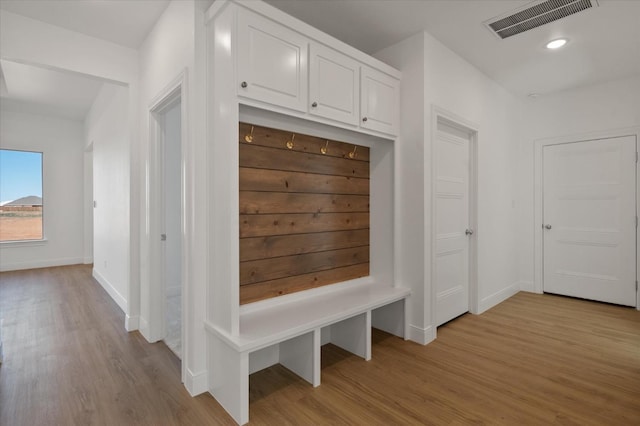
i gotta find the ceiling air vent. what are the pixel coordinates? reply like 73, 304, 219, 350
484, 0, 598, 39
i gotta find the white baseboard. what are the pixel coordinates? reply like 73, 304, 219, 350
185, 368, 208, 396
139, 316, 151, 341
478, 282, 520, 314
92, 268, 127, 314
125, 315, 139, 331
83, 256, 93, 265
407, 324, 435, 345
0, 257, 83, 272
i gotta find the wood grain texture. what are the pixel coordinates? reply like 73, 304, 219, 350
240, 191, 369, 214
240, 144, 369, 178
239, 212, 369, 238
240, 246, 369, 285
240, 167, 369, 195
249, 292, 640, 425
0, 265, 236, 426
239, 122, 370, 162
239, 263, 370, 304
240, 229, 370, 262
239, 122, 370, 304
2, 273, 639, 425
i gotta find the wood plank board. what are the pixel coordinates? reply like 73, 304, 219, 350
240, 263, 370, 304
240, 168, 369, 195
240, 191, 369, 214
239, 122, 370, 162
240, 212, 369, 238
240, 144, 369, 178
240, 229, 370, 262
240, 245, 370, 285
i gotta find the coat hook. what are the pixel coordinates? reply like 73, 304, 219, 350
348, 146, 358, 159
286, 134, 295, 149
244, 126, 254, 143
321, 140, 329, 155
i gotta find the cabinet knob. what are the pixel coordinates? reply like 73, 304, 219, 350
362, 117, 368, 122
311, 101, 318, 107
240, 81, 248, 88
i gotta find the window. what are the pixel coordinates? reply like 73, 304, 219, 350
0, 149, 44, 241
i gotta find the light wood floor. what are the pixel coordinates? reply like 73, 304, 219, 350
1, 265, 639, 425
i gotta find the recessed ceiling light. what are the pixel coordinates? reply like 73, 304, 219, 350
546, 38, 568, 49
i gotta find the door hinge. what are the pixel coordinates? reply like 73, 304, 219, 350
636, 151, 638, 163
636, 216, 638, 228
636, 281, 638, 291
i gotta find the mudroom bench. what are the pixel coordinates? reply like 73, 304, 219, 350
204, 283, 410, 425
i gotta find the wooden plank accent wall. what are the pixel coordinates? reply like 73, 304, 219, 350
239, 122, 370, 304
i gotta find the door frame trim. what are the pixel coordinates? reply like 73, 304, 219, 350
533, 127, 640, 310
146, 69, 189, 382
430, 106, 479, 333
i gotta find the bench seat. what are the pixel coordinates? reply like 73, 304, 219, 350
204, 282, 410, 425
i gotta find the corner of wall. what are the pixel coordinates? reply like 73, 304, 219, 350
407, 324, 435, 345
478, 282, 520, 314
92, 268, 128, 314
125, 315, 139, 331
185, 368, 209, 396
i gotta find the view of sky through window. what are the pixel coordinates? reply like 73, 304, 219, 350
0, 149, 44, 241
0, 149, 43, 202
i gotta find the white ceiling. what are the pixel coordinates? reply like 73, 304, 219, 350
0, 0, 170, 121
0, 60, 105, 120
264, 0, 640, 97
0, 0, 637, 108
0, 0, 171, 49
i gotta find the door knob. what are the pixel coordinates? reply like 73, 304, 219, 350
465, 229, 474, 236
311, 101, 318, 107
362, 117, 368, 122
240, 81, 248, 88
544, 224, 552, 230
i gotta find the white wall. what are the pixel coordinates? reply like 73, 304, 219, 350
85, 84, 131, 314
376, 31, 522, 344
83, 149, 93, 264
372, 33, 428, 340
518, 75, 640, 289
138, 0, 209, 395
0, 108, 85, 270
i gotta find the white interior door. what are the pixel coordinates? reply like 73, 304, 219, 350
435, 123, 471, 326
543, 136, 636, 306
161, 100, 183, 358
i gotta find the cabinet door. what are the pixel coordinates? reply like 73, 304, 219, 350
309, 44, 359, 125
237, 9, 308, 112
360, 67, 399, 135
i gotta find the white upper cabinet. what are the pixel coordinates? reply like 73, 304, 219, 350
233, 5, 399, 136
360, 67, 399, 135
237, 8, 308, 112
309, 44, 359, 126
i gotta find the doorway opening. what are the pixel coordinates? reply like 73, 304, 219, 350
431, 107, 479, 330
148, 76, 186, 364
